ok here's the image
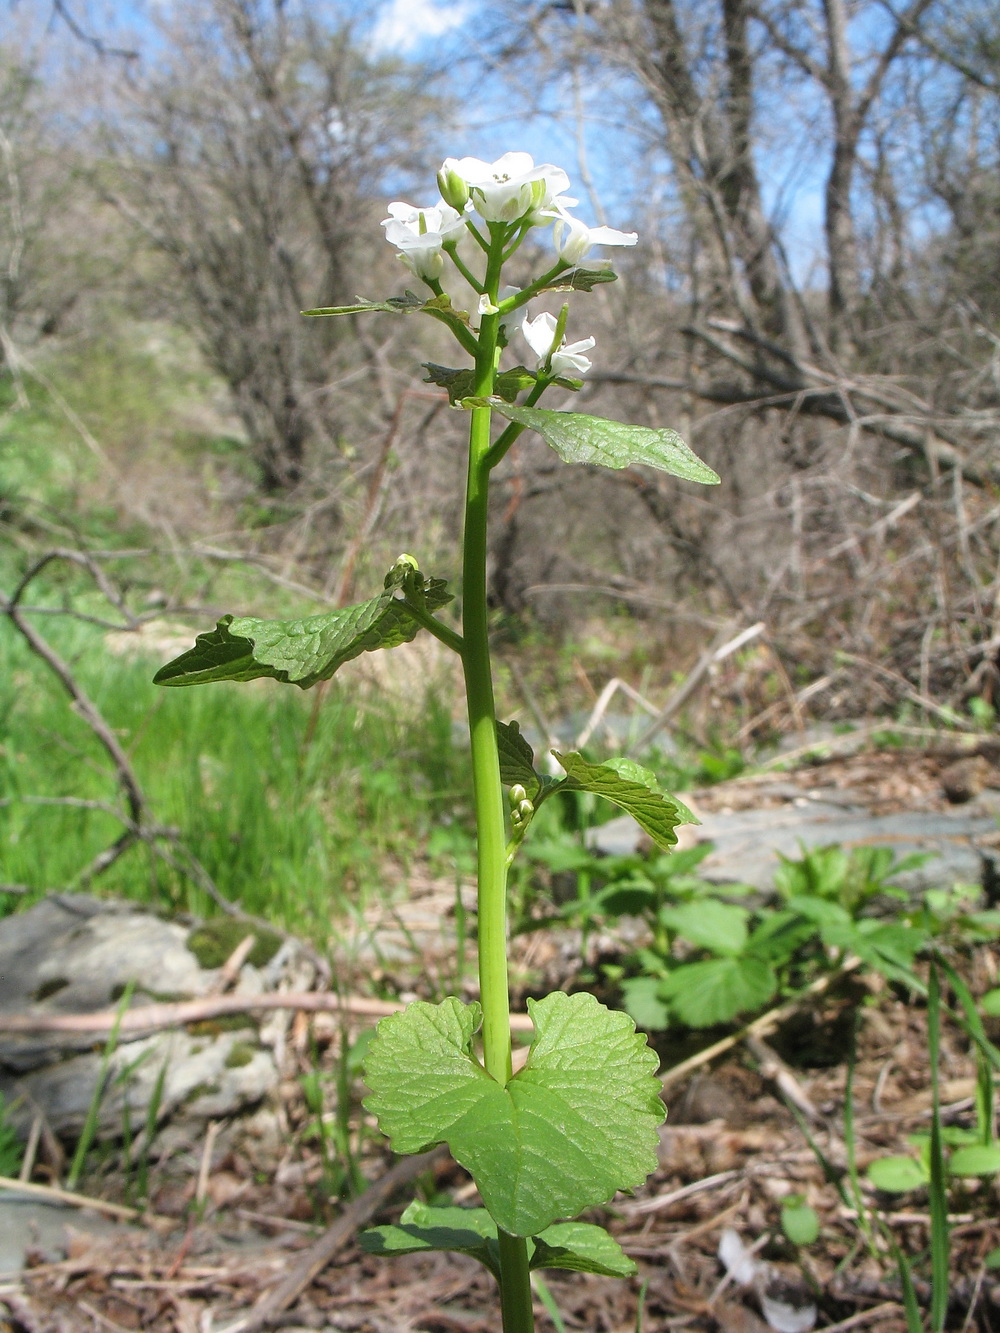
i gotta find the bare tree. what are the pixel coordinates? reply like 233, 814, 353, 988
97, 0, 447, 490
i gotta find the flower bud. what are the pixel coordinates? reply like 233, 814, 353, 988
509, 784, 528, 808
437, 164, 470, 211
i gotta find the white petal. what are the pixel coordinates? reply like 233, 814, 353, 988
760, 1295, 817, 1333
718, 1229, 761, 1287
489, 151, 535, 178
521, 311, 558, 360
586, 225, 638, 247
441, 155, 493, 184
550, 347, 592, 377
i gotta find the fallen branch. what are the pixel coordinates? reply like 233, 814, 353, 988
0, 992, 537, 1036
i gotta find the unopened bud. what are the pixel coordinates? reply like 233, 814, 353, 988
437, 165, 469, 212
517, 799, 534, 822
509, 784, 527, 808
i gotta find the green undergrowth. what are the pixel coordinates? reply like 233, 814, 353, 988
0, 611, 474, 937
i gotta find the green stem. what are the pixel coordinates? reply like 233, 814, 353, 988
421, 283, 479, 357
497, 260, 572, 318
400, 599, 465, 656
483, 378, 552, 470
498, 1230, 535, 1332
443, 242, 484, 293
462, 226, 535, 1333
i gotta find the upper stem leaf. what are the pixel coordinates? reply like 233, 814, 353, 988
553, 751, 698, 851
468, 401, 720, 483
153, 559, 451, 690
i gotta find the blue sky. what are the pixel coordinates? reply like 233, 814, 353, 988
25, 0, 953, 285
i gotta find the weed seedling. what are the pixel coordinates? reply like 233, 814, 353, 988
154, 153, 720, 1330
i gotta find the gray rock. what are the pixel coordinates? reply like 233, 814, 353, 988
0, 896, 312, 1145
0, 1194, 133, 1278
588, 795, 999, 893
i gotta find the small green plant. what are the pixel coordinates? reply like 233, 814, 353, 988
536, 840, 934, 1032
67, 980, 136, 1191
153, 152, 720, 1329
0, 1097, 24, 1178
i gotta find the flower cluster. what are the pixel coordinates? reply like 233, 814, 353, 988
381, 152, 637, 378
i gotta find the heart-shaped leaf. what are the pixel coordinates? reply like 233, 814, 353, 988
658, 957, 777, 1027
153, 560, 451, 690
553, 752, 697, 852
472, 402, 719, 484
660, 899, 749, 956
531, 1222, 636, 1277
363, 992, 664, 1237
867, 1154, 929, 1192
361, 1202, 635, 1278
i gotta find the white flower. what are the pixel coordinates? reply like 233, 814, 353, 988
381, 201, 467, 280
440, 152, 575, 225
521, 311, 595, 377
553, 215, 638, 264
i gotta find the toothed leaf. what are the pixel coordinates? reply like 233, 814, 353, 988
363, 992, 664, 1237
153, 561, 451, 690
360, 1204, 635, 1279
553, 752, 698, 852
468, 403, 719, 483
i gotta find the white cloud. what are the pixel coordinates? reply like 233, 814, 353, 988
370, 0, 472, 54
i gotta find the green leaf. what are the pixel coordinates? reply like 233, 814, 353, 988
472, 402, 720, 484
360, 1201, 500, 1278
948, 1144, 1000, 1176
496, 720, 545, 800
659, 899, 749, 956
539, 268, 619, 293
553, 752, 698, 852
530, 1222, 636, 1277
359, 1204, 635, 1280
620, 976, 671, 1031
153, 560, 451, 690
658, 957, 777, 1027
303, 291, 426, 316
985, 1247, 1000, 1271
982, 988, 1000, 1017
363, 992, 664, 1237
867, 1155, 929, 1192
424, 363, 536, 405
780, 1201, 820, 1246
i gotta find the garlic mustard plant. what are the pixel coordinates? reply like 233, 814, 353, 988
154, 152, 720, 1332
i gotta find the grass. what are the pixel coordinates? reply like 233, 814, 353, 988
0, 607, 475, 938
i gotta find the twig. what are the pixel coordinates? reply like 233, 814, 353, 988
195, 1121, 221, 1206
745, 1034, 822, 1123
0, 992, 537, 1035
0, 1174, 164, 1224
575, 677, 660, 750
627, 622, 765, 755
218, 1147, 448, 1332
817, 1302, 903, 1332
622, 1169, 741, 1217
